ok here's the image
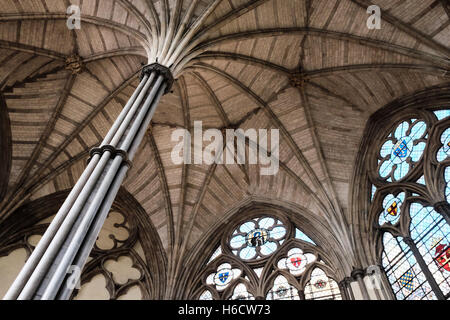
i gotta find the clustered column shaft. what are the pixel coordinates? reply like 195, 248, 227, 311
3, 63, 173, 300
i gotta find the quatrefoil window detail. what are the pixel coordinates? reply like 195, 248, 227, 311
379, 120, 427, 181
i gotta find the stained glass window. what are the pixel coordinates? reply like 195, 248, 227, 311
378, 193, 405, 226
434, 110, 450, 121
230, 283, 254, 300
207, 246, 222, 264
253, 268, 263, 278
379, 197, 450, 300
229, 217, 286, 260
437, 128, 450, 162
409, 203, 450, 296
417, 176, 426, 185
195, 215, 342, 300
370, 107, 450, 300
371, 185, 377, 201
199, 290, 213, 300
304, 268, 342, 300
266, 275, 300, 300
206, 263, 242, 291
295, 229, 316, 245
379, 120, 427, 181
277, 248, 316, 276
382, 233, 436, 300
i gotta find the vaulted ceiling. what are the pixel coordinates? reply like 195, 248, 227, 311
0, 0, 449, 276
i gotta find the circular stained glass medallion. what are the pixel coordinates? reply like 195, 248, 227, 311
246, 228, 269, 247
229, 217, 287, 260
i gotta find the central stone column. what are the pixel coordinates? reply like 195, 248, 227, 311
4, 63, 174, 300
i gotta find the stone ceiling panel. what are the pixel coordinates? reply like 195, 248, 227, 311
0, 0, 448, 272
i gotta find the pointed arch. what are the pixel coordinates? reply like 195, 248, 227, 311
351, 83, 450, 300
176, 198, 350, 299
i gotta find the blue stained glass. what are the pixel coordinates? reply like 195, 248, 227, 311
271, 226, 286, 240
260, 242, 277, 255
379, 193, 405, 225
259, 217, 275, 229
230, 235, 246, 249
239, 246, 256, 260
434, 110, 450, 121
371, 185, 377, 201
379, 121, 427, 181
410, 142, 426, 162
399, 270, 415, 291
394, 121, 410, 140
382, 233, 436, 300
230, 217, 287, 261
393, 162, 410, 180
417, 176, 426, 185
209, 264, 242, 291
374, 110, 450, 300
409, 202, 450, 296
295, 229, 316, 245
437, 128, 450, 162
380, 140, 394, 158
240, 221, 256, 233
379, 158, 393, 177
392, 139, 409, 161
408, 122, 427, 140
409, 204, 441, 240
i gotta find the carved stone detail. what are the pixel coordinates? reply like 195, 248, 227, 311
0, 192, 156, 300
190, 210, 343, 300
289, 71, 309, 89
88, 145, 132, 169
140, 63, 174, 94
433, 201, 450, 216
65, 54, 83, 75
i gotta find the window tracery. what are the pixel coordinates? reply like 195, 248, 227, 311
0, 205, 152, 300
369, 108, 450, 300
72, 208, 151, 300
193, 215, 342, 300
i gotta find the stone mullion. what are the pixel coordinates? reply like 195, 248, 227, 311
379, 266, 395, 300
344, 277, 356, 300
404, 237, 445, 300
298, 288, 306, 300
434, 201, 450, 226
338, 279, 351, 300
351, 269, 370, 300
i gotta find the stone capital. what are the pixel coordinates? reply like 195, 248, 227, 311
140, 63, 174, 94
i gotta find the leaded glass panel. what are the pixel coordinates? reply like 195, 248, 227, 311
197, 215, 341, 300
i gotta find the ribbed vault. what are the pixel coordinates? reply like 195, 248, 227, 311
0, 0, 449, 295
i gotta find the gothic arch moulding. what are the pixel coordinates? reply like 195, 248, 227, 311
176, 197, 351, 300
0, 187, 167, 300
350, 83, 450, 300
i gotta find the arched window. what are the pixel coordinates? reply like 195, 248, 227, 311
369, 108, 450, 300
0, 194, 156, 300
192, 215, 342, 300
